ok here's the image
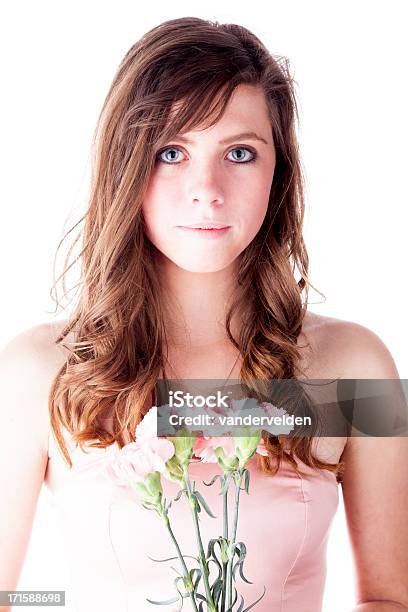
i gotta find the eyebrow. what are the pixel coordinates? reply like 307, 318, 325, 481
173, 131, 269, 145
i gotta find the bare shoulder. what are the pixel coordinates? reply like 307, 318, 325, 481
0, 319, 69, 376
300, 311, 400, 379
0, 320, 70, 454
0, 320, 72, 591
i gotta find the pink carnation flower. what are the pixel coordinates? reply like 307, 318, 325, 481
135, 405, 159, 441
106, 439, 175, 486
106, 406, 175, 486
194, 435, 237, 463
255, 437, 269, 456
194, 434, 269, 463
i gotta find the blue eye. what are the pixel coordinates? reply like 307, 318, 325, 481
156, 147, 185, 164
227, 147, 256, 163
155, 146, 257, 165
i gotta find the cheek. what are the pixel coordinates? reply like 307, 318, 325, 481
142, 181, 175, 240
236, 176, 271, 237
141, 197, 155, 241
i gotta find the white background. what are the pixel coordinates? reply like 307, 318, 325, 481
1, 1, 407, 610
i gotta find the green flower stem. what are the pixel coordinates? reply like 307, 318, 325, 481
220, 474, 229, 612
225, 469, 244, 611
161, 510, 200, 612
182, 467, 217, 612
223, 481, 229, 539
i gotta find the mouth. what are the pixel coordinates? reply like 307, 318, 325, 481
176, 225, 231, 237
178, 223, 231, 229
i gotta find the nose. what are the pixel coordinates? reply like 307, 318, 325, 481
187, 162, 225, 208
192, 194, 224, 207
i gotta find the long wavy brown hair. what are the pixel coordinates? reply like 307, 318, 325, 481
49, 16, 345, 482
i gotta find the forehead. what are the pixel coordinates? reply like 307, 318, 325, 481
167, 84, 272, 143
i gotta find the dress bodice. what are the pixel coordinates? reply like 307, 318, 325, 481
44, 430, 347, 612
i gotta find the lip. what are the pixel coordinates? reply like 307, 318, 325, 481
179, 222, 231, 229
177, 226, 231, 238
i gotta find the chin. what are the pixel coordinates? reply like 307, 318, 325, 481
173, 256, 236, 274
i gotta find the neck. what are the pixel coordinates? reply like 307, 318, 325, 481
155, 253, 242, 350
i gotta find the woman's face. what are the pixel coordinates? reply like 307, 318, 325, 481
142, 84, 276, 273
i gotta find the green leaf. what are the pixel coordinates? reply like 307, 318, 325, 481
224, 583, 238, 612
236, 595, 246, 612
207, 557, 222, 582
194, 491, 217, 518
244, 468, 251, 494
145, 594, 181, 605
173, 488, 186, 502
232, 542, 253, 584
220, 472, 232, 495
211, 578, 224, 605
172, 576, 192, 611
206, 537, 217, 559
242, 585, 266, 611
202, 474, 222, 487
195, 594, 207, 602
239, 562, 253, 584
146, 553, 197, 563
190, 568, 202, 593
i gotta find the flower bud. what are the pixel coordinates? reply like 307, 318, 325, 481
168, 428, 195, 466
164, 455, 185, 483
131, 471, 163, 506
233, 427, 262, 468
214, 446, 239, 472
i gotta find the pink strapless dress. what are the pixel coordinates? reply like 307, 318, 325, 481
44, 430, 346, 612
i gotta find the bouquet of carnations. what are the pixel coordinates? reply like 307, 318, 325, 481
105, 398, 293, 612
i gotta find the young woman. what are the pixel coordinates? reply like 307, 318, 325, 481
1, 16, 407, 612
